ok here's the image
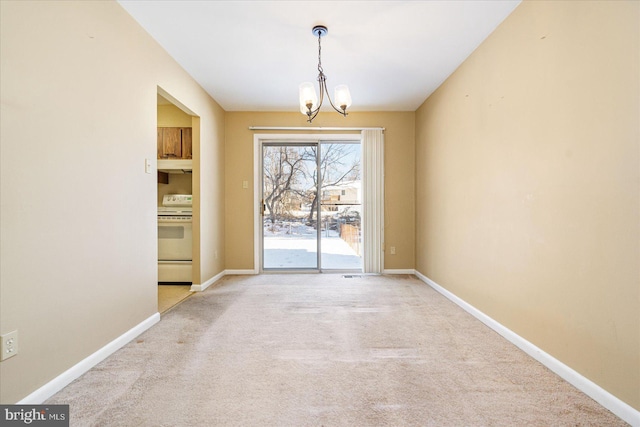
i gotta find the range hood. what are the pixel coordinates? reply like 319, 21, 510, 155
158, 159, 192, 173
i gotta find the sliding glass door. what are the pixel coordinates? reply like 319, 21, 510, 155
262, 141, 362, 271
262, 144, 318, 269
317, 143, 361, 269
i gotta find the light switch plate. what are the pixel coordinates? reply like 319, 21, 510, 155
145, 158, 152, 174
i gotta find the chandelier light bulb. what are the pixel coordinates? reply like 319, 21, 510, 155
299, 82, 318, 115
334, 85, 352, 111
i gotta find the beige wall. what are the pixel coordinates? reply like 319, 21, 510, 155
225, 112, 415, 271
157, 104, 193, 128
196, 109, 226, 284
415, 0, 639, 410
0, 1, 225, 403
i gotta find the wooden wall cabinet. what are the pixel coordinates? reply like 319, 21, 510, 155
157, 127, 192, 159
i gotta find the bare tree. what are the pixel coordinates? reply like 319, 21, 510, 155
263, 146, 313, 225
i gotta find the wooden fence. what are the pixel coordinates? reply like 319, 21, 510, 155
340, 224, 361, 256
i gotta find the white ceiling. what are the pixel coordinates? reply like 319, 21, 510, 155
119, 1, 521, 112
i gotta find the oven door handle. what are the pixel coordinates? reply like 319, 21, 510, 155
158, 219, 193, 224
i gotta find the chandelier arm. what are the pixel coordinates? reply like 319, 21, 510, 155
317, 75, 347, 117
307, 108, 320, 123
306, 77, 325, 122
324, 86, 348, 116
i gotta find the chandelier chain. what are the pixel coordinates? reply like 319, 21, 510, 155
317, 32, 324, 77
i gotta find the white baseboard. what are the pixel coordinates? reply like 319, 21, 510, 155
17, 312, 160, 404
383, 269, 416, 275
225, 269, 258, 275
191, 269, 258, 292
414, 270, 639, 426
190, 270, 226, 292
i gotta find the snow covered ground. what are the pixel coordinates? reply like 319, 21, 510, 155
263, 222, 362, 270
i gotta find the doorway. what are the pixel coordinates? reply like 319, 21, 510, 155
261, 141, 362, 272
156, 88, 197, 311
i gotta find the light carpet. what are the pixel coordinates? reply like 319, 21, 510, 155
47, 274, 626, 426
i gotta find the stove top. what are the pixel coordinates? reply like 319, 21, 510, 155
158, 194, 192, 216
161, 194, 192, 207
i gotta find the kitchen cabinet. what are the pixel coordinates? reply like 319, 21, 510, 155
157, 127, 192, 159
181, 128, 192, 159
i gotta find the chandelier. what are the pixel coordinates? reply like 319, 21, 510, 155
299, 25, 352, 123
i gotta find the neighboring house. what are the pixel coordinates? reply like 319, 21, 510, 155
321, 181, 361, 211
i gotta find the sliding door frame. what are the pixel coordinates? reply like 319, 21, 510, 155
253, 133, 367, 273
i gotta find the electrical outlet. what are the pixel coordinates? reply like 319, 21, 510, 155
390, 246, 396, 255
1, 330, 18, 361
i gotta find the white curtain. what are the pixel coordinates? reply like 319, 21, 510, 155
361, 129, 384, 273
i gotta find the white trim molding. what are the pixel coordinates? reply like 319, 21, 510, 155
225, 269, 259, 275
17, 313, 160, 404
191, 270, 226, 292
383, 269, 416, 275
414, 270, 640, 426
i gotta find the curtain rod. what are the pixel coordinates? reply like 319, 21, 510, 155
248, 126, 385, 131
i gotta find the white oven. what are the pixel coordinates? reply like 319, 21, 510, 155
158, 194, 192, 283
158, 216, 192, 261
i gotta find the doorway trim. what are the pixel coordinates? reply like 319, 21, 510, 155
253, 132, 383, 273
